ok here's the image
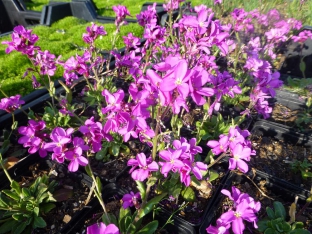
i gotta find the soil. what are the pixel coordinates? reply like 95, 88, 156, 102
249, 134, 312, 191
270, 103, 312, 133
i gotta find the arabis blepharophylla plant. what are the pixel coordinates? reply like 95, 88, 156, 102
1, 0, 311, 233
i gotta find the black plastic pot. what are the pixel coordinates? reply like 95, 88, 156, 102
199, 170, 312, 234
265, 89, 311, 135
279, 26, 312, 78
250, 119, 312, 190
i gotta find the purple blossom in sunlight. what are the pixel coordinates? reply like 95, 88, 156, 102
214, 0, 222, 4
0, 95, 25, 113
136, 3, 157, 27
18, 120, 47, 157
207, 135, 229, 156
1, 25, 39, 57
189, 67, 214, 105
122, 191, 141, 209
127, 153, 159, 181
83, 23, 107, 44
206, 219, 230, 234
44, 127, 73, 163
34, 50, 57, 76
163, 0, 182, 12
31, 75, 41, 89
79, 117, 111, 153
160, 59, 190, 98
112, 5, 131, 27
123, 33, 141, 49
63, 51, 91, 85
216, 187, 261, 234
292, 30, 312, 43
159, 149, 184, 177
229, 143, 251, 173
101, 89, 124, 114
65, 137, 89, 172
87, 222, 120, 234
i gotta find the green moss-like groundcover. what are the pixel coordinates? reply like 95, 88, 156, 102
0, 17, 143, 98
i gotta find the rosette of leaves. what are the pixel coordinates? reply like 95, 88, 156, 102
257, 201, 310, 234
0, 174, 57, 234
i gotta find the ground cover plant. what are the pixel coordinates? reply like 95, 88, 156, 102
0, 1, 312, 234
0, 17, 143, 98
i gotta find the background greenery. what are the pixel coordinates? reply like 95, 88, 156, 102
1, 0, 312, 98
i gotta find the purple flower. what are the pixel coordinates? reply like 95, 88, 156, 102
2, 25, 39, 57
18, 120, 47, 157
101, 89, 124, 114
207, 135, 229, 156
0, 95, 25, 113
44, 127, 73, 163
159, 149, 184, 177
83, 23, 107, 44
34, 50, 57, 76
65, 137, 89, 172
122, 191, 141, 209
87, 222, 119, 234
229, 144, 251, 173
112, 5, 131, 27
127, 153, 159, 181
209, 187, 260, 234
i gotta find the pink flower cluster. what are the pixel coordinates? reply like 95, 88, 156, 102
207, 126, 255, 173
206, 186, 261, 234
0, 94, 24, 113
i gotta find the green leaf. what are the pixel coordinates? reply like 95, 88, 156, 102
0, 219, 16, 233
40, 203, 56, 214
136, 220, 158, 234
266, 207, 275, 219
301, 171, 312, 178
136, 181, 146, 201
138, 193, 167, 219
2, 190, 20, 201
102, 213, 117, 226
0, 140, 10, 154
33, 207, 39, 216
95, 147, 108, 160
290, 230, 311, 234
111, 144, 120, 157
273, 201, 286, 219
181, 187, 196, 202
96, 177, 102, 194
264, 227, 278, 234
119, 208, 131, 232
292, 222, 304, 230
33, 215, 46, 229
122, 215, 133, 233
11, 121, 18, 130
299, 59, 306, 74
207, 170, 219, 182
257, 220, 269, 232
14, 221, 27, 234
22, 188, 31, 198
12, 213, 24, 222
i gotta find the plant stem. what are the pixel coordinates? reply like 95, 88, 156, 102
85, 163, 110, 222
0, 154, 13, 183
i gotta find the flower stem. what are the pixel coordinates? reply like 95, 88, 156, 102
0, 153, 13, 183
85, 163, 110, 222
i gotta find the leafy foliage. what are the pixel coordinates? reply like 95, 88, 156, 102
0, 175, 57, 234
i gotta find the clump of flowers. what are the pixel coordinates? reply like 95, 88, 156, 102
206, 186, 261, 234
1, 0, 306, 233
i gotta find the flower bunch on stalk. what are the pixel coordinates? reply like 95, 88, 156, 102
0, 0, 307, 233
